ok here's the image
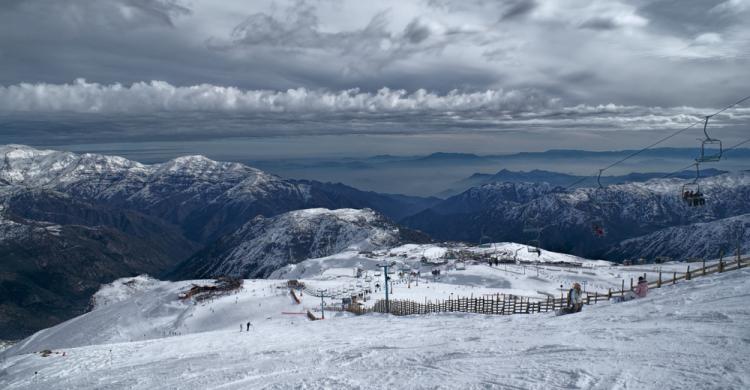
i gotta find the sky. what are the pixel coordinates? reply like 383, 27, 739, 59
0, 0, 749, 161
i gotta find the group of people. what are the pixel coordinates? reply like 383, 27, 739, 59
565, 276, 649, 313
682, 190, 706, 206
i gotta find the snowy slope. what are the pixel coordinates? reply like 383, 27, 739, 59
607, 213, 750, 261
169, 208, 405, 279
1, 267, 748, 389
2, 277, 293, 355
269, 242, 680, 302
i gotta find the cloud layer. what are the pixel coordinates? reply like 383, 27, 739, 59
0, 79, 552, 114
3, 79, 748, 136
1, 0, 749, 154
1, 0, 749, 107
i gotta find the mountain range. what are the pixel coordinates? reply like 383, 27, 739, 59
402, 173, 750, 260
0, 145, 435, 338
1, 144, 748, 340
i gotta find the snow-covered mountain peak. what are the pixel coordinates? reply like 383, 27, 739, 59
168, 208, 405, 279
154, 154, 248, 177
287, 208, 381, 224
1, 144, 58, 159
0, 145, 146, 186
0, 145, 76, 185
619, 171, 750, 194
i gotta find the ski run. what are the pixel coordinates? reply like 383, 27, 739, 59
1, 244, 748, 390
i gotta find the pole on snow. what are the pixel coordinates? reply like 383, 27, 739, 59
377, 262, 396, 314
317, 289, 327, 319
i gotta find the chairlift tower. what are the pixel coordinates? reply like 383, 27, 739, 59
315, 288, 335, 319
376, 261, 396, 313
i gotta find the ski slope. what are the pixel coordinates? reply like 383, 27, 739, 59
2, 266, 749, 389
271, 243, 708, 302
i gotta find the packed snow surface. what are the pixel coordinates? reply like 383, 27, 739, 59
2, 263, 748, 389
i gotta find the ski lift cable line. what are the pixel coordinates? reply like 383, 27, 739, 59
564, 93, 750, 190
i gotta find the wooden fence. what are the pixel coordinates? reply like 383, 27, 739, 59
357, 257, 748, 317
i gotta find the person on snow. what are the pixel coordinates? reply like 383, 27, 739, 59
567, 282, 583, 313
567, 283, 583, 313
634, 276, 649, 298
246, 321, 251, 331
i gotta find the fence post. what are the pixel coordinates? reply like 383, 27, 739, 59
738, 257, 742, 269
719, 260, 724, 273
607, 288, 612, 299
686, 266, 691, 280
621, 280, 625, 296
630, 278, 633, 290
657, 272, 662, 288
673, 272, 676, 284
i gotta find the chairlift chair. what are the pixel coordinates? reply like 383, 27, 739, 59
699, 139, 722, 162
527, 239, 541, 255
681, 183, 705, 207
680, 163, 706, 207
591, 218, 606, 237
696, 116, 722, 163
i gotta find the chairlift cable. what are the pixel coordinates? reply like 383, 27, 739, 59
564, 94, 750, 190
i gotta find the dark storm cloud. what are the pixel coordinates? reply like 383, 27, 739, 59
500, 0, 537, 20
579, 17, 619, 30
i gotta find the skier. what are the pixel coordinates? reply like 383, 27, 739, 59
246, 321, 251, 331
634, 276, 649, 298
567, 283, 583, 313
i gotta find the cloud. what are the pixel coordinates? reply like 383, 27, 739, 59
224, 2, 477, 74
710, 0, 750, 15
0, 0, 748, 113
2, 80, 748, 136
0, 79, 554, 115
500, 0, 537, 20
